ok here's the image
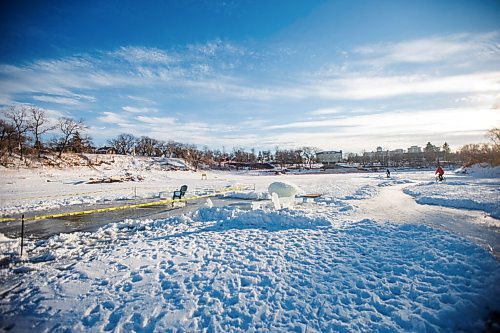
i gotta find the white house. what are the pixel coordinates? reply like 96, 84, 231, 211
407, 146, 422, 154
390, 149, 405, 155
316, 150, 342, 168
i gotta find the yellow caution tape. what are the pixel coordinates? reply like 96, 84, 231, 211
0, 185, 251, 223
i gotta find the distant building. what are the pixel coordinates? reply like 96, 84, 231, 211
95, 146, 116, 154
316, 150, 343, 168
407, 146, 422, 154
390, 149, 405, 155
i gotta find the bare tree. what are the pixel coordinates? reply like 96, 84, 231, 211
0, 119, 16, 158
487, 128, 500, 146
487, 128, 500, 166
108, 133, 137, 155
136, 136, 159, 156
4, 106, 30, 159
185, 144, 203, 171
300, 146, 319, 169
29, 106, 56, 157
164, 140, 179, 158
58, 117, 85, 158
163, 140, 188, 159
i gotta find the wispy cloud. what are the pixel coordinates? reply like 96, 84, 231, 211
126, 95, 156, 104
97, 112, 135, 127
122, 106, 158, 113
302, 71, 500, 100
308, 107, 345, 116
32, 95, 81, 106
354, 32, 500, 65
2, 33, 498, 110
187, 38, 246, 58
135, 115, 176, 126
111, 47, 176, 65
32, 93, 96, 106
267, 106, 500, 137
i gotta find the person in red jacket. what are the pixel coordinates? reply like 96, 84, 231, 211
435, 165, 444, 181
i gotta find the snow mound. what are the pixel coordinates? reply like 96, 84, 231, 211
404, 180, 500, 219
460, 164, 500, 178
222, 191, 270, 200
190, 207, 331, 231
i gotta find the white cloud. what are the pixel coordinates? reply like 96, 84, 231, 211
122, 106, 158, 113
112, 46, 176, 65
127, 95, 156, 104
306, 72, 500, 100
33, 95, 80, 105
355, 32, 500, 65
135, 115, 177, 126
187, 39, 246, 57
309, 107, 345, 116
266, 107, 500, 142
454, 93, 499, 106
97, 112, 134, 126
32, 93, 96, 106
259, 95, 499, 151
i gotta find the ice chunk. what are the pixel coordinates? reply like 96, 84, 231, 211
268, 181, 300, 198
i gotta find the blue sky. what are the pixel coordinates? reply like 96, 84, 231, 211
1, 0, 499, 153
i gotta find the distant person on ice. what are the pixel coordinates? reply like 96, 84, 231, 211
435, 165, 445, 181
386, 169, 390, 178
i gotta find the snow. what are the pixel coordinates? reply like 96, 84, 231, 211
0, 158, 499, 332
222, 191, 270, 201
454, 163, 500, 178
404, 177, 500, 219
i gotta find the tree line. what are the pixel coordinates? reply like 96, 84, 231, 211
1, 105, 499, 168
1, 105, 89, 161
0, 105, 320, 169
107, 133, 320, 170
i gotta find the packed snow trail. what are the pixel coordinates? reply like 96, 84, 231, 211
348, 182, 500, 258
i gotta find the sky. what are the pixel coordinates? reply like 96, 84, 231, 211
0, 0, 499, 154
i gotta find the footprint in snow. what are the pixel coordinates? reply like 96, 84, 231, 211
82, 304, 101, 327
102, 301, 115, 310
131, 272, 143, 282
160, 279, 180, 291
104, 309, 123, 331
122, 282, 133, 292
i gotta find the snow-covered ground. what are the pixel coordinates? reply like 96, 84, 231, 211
403, 165, 500, 219
0, 159, 499, 332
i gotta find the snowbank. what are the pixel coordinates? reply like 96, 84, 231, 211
404, 179, 500, 218
222, 191, 270, 200
454, 163, 500, 178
